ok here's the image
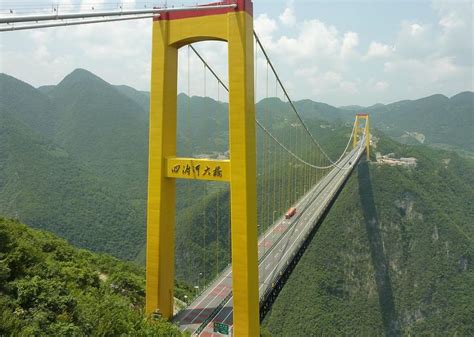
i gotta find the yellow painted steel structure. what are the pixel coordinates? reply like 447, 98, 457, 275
145, 1, 259, 335
353, 113, 370, 160
166, 157, 231, 181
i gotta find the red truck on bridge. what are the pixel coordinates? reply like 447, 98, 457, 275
285, 207, 296, 219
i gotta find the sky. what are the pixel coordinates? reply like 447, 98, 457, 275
0, 0, 472, 106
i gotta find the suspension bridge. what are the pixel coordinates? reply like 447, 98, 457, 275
1, 1, 370, 336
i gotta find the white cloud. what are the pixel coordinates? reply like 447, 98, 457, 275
373, 81, 389, 92
433, 0, 473, 67
255, 14, 278, 42
384, 56, 461, 86
340, 80, 359, 95
279, 7, 296, 27
341, 31, 359, 59
433, 0, 472, 30
1, 15, 152, 90
254, 16, 364, 101
395, 21, 435, 58
365, 41, 393, 59
1, 0, 472, 107
410, 23, 426, 36
271, 20, 341, 63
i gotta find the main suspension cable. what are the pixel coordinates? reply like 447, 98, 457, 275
189, 42, 357, 170
253, 32, 343, 167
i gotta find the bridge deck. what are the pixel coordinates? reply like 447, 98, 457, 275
173, 142, 365, 336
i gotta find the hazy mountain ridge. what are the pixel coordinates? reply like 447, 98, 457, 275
1, 68, 472, 260
367, 92, 474, 152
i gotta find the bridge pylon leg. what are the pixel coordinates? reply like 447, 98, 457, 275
145, 1, 259, 336
146, 19, 178, 320
228, 9, 260, 337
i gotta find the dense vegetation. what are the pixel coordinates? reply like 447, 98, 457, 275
0, 70, 348, 266
2, 70, 471, 262
367, 92, 474, 153
0, 71, 232, 261
0, 217, 187, 336
0, 109, 145, 260
295, 92, 474, 153
1, 69, 472, 335
263, 135, 474, 336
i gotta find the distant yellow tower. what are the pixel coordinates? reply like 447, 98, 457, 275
145, 1, 259, 336
353, 113, 370, 160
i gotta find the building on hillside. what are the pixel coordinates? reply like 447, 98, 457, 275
376, 154, 417, 167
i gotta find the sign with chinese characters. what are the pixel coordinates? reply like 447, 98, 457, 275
166, 157, 230, 181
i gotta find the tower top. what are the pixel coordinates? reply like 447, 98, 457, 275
154, 0, 253, 21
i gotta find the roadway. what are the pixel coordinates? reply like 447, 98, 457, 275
173, 140, 365, 336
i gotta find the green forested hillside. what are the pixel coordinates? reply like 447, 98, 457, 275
1, 69, 472, 335
48, 69, 149, 199
0, 70, 231, 262
0, 109, 144, 260
367, 92, 474, 152
113, 85, 150, 122
262, 136, 474, 336
257, 92, 474, 153
0, 218, 184, 336
1, 69, 346, 266
0, 73, 57, 139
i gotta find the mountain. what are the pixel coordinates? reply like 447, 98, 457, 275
0, 107, 144, 260
338, 104, 366, 111
367, 92, 474, 152
1, 70, 150, 199
1, 69, 472, 334
114, 84, 150, 119
0, 70, 233, 263
47, 69, 149, 199
0, 73, 57, 139
113, 75, 474, 154
262, 135, 474, 336
0, 217, 185, 335
2, 69, 471, 251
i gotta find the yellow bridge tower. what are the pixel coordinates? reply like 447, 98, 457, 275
353, 113, 370, 160
145, 1, 259, 336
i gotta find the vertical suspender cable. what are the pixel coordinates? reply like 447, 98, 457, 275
203, 208, 206, 284
272, 74, 277, 227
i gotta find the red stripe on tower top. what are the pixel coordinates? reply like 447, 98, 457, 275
154, 0, 253, 21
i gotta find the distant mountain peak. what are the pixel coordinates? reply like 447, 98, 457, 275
367, 103, 385, 109
450, 91, 474, 101
338, 105, 366, 111
69, 68, 100, 78
57, 68, 109, 89
0, 72, 36, 90
416, 93, 449, 102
